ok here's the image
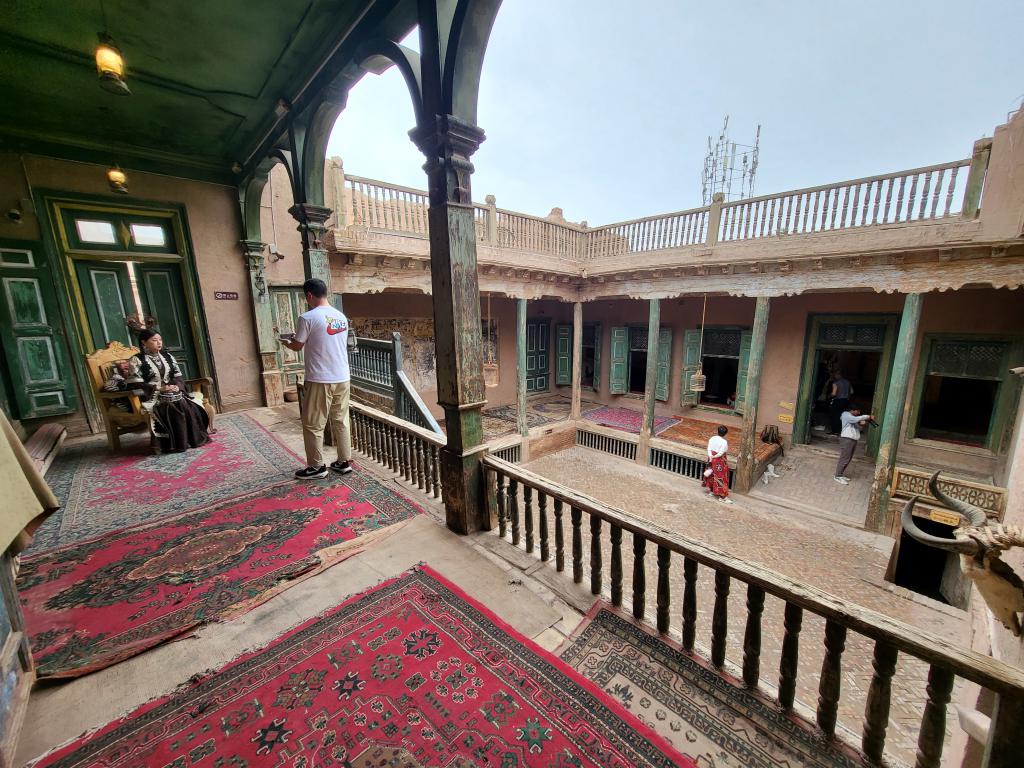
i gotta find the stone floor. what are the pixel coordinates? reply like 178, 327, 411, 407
750, 443, 874, 528
521, 446, 973, 767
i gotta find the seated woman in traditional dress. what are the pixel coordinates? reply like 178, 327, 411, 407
126, 329, 210, 453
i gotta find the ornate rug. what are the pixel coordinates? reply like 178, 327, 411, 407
29, 413, 303, 553
582, 406, 679, 436
19, 472, 423, 679
29, 567, 691, 768
559, 606, 869, 768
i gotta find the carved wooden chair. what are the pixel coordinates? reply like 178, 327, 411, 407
85, 341, 215, 451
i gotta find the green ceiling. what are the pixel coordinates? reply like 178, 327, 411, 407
0, 1, 413, 184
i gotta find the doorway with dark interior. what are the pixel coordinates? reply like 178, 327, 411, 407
809, 348, 880, 443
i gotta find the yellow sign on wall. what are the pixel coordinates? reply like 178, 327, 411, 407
778, 401, 794, 410
777, 414, 794, 424
929, 509, 961, 527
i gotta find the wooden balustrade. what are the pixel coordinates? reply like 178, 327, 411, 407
718, 159, 970, 241
348, 338, 394, 390
341, 155, 976, 262
482, 455, 1024, 768
350, 403, 443, 501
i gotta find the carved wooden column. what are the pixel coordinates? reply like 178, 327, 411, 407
241, 239, 283, 406
735, 296, 770, 491
516, 298, 528, 437
571, 301, 583, 419
637, 298, 660, 464
866, 293, 922, 534
288, 202, 333, 289
962, 137, 993, 220
411, 115, 489, 534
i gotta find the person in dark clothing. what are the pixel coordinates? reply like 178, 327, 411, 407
126, 329, 210, 453
828, 371, 852, 435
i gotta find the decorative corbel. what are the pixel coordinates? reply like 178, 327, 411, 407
241, 239, 267, 301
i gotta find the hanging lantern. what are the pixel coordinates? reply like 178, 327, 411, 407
107, 164, 128, 194
95, 33, 131, 95
690, 362, 707, 392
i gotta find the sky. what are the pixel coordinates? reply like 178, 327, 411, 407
326, 0, 1024, 226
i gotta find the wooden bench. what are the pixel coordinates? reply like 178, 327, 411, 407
24, 423, 66, 477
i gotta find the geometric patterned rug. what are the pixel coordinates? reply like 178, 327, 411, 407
19, 472, 423, 679
582, 406, 679, 436
28, 567, 692, 768
27, 413, 303, 553
559, 606, 871, 768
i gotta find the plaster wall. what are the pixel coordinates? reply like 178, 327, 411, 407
978, 107, 1024, 240
0, 152, 261, 416
259, 162, 306, 286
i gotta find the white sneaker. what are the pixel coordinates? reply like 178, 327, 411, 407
834, 476, 850, 485
718, 497, 734, 504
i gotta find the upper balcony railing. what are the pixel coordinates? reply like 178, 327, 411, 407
340, 151, 982, 263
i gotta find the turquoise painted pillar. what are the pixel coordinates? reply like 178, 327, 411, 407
866, 293, 923, 534
638, 299, 661, 464
735, 296, 770, 492
516, 298, 528, 437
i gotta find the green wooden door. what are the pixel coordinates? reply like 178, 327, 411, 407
555, 324, 572, 386
0, 241, 77, 418
680, 329, 702, 405
589, 324, 602, 391
609, 327, 628, 394
525, 320, 550, 393
656, 327, 672, 402
136, 263, 200, 381
734, 330, 753, 415
74, 260, 136, 348
271, 286, 306, 386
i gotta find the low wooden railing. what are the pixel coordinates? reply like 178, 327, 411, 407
338, 153, 981, 263
482, 455, 1024, 768
351, 402, 444, 500
717, 159, 971, 242
349, 334, 443, 436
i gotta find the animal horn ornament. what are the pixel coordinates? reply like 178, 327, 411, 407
901, 471, 1024, 635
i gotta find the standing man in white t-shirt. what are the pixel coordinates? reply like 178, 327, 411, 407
280, 278, 356, 479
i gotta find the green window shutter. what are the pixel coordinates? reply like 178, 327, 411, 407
555, 324, 572, 386
680, 329, 702, 405
0, 241, 78, 418
656, 327, 672, 402
734, 329, 753, 415
609, 327, 628, 394
592, 324, 602, 391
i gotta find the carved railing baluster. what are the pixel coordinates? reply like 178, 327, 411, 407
816, 619, 848, 737
767, 197, 777, 235
496, 473, 508, 539
610, 524, 623, 607
929, 168, 944, 218
656, 546, 670, 634
840, 185, 851, 227
862, 641, 898, 764
896, 175, 908, 221
682, 557, 697, 653
571, 507, 583, 584
400, 431, 410, 480
778, 601, 803, 711
430, 445, 440, 498
712, 570, 730, 668
632, 535, 646, 621
914, 665, 954, 768
523, 485, 534, 554
509, 479, 520, 546
907, 173, 920, 220
417, 439, 427, 491
554, 499, 564, 572
918, 170, 933, 219
538, 492, 549, 561
943, 165, 959, 215
590, 516, 602, 595
742, 584, 765, 689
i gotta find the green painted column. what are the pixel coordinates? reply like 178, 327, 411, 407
641, 299, 661, 437
735, 296, 770, 492
516, 298, 528, 436
241, 239, 284, 406
288, 203, 333, 289
866, 293, 923, 534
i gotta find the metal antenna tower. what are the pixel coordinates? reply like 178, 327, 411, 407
701, 116, 761, 205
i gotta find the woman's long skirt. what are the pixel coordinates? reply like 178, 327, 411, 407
151, 397, 210, 452
702, 455, 730, 498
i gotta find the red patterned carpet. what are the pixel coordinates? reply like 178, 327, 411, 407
19, 473, 423, 679
30, 413, 305, 552
582, 406, 678, 435
30, 567, 690, 768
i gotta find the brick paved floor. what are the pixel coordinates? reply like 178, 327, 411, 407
520, 446, 973, 767
750, 443, 873, 528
